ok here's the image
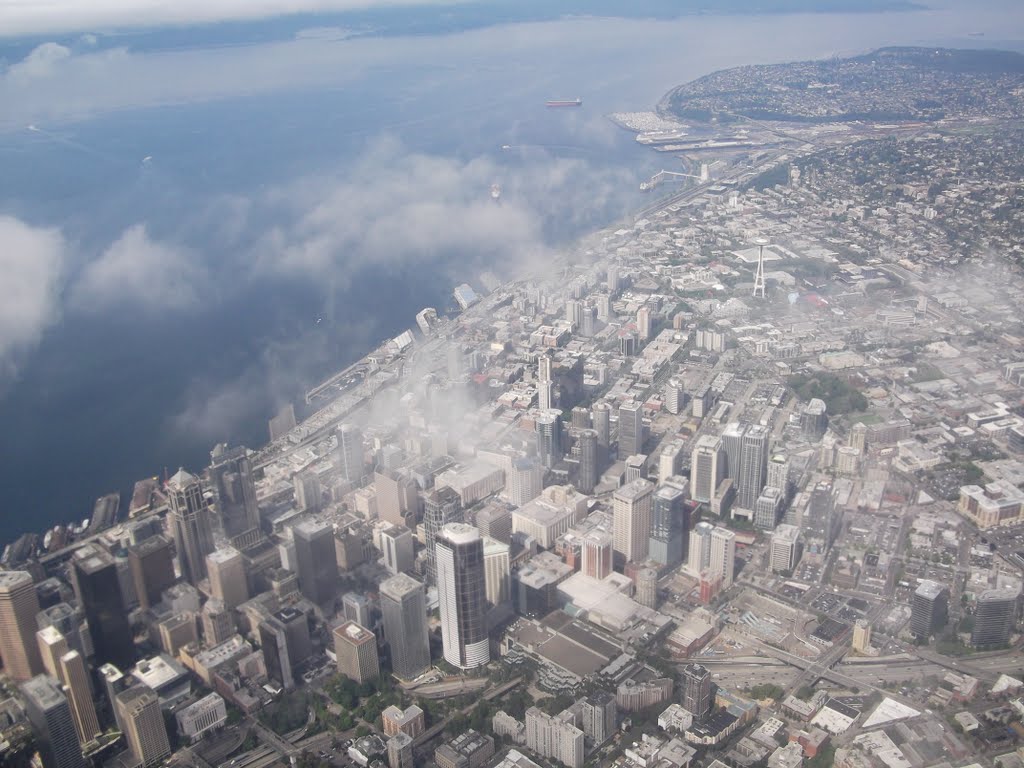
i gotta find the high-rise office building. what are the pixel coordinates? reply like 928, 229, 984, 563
380, 574, 431, 680
116, 686, 171, 767
342, 592, 372, 628
800, 399, 828, 439
71, 546, 135, 669
581, 530, 614, 580
37, 626, 69, 682
591, 403, 611, 447
687, 522, 714, 576
292, 520, 338, 607
538, 353, 554, 412
570, 406, 591, 430
507, 458, 543, 507
910, 580, 949, 639
709, 527, 736, 588
612, 479, 654, 565
293, 470, 323, 513
206, 546, 249, 609
166, 468, 216, 585
201, 599, 235, 646
576, 429, 600, 494
99, 663, 128, 732
971, 589, 1019, 649
0, 570, 43, 681
581, 691, 617, 745
259, 617, 295, 691
37, 603, 83, 658
769, 525, 801, 574
536, 410, 563, 469
680, 664, 713, 721
127, 535, 176, 611
720, 422, 746, 482
376, 469, 419, 529
617, 401, 644, 458
650, 485, 688, 569
482, 537, 511, 608
381, 526, 415, 575
209, 444, 262, 549
436, 524, 489, 669
475, 504, 513, 543
658, 441, 684, 481
754, 486, 784, 530
423, 487, 463, 585
60, 650, 100, 746
636, 306, 652, 340
690, 436, 724, 504
737, 425, 770, 510
22, 675, 84, 768
766, 454, 789, 494
336, 424, 365, 484
334, 621, 380, 683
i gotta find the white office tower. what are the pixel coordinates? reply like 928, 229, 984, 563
709, 527, 736, 588
659, 440, 684, 481
381, 526, 415, 575
380, 574, 431, 681
206, 547, 249, 609
687, 522, 714, 576
637, 307, 651, 340
618, 401, 644, 457
664, 379, 684, 415
690, 435, 724, 504
482, 537, 511, 608
37, 626, 69, 682
507, 457, 543, 506
737, 424, 770, 510
769, 525, 801, 573
607, 266, 620, 292
336, 423, 364, 484
436, 524, 489, 669
537, 353, 554, 412
612, 479, 654, 565
591, 403, 611, 447
766, 454, 789, 492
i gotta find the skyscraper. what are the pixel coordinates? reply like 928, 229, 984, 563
687, 522, 714, 576
581, 530, 613, 580
612, 479, 654, 566
206, 546, 250, 609
209, 444, 262, 549
576, 429, 600, 494
336, 423, 365, 485
769, 525, 801, 574
71, 546, 135, 669
617, 401, 644, 458
971, 589, 1019, 649
664, 379, 684, 415
591, 403, 611, 447
380, 574, 431, 681
37, 626, 69, 682
690, 435, 724, 504
537, 353, 554, 412
260, 617, 295, 691
650, 485, 688, 569
423, 487, 463, 585
293, 470, 323, 513
436, 524, 489, 669
381, 526, 415, 575
910, 580, 949, 639
166, 468, 216, 585
60, 650, 100, 746
22, 675, 85, 768
376, 469, 419, 529
342, 592, 371, 628
709, 527, 736, 588
800, 399, 828, 439
737, 424, 770, 510
766, 454, 789, 493
482, 537, 511, 608
127, 535, 176, 611
292, 520, 338, 607
720, 422, 746, 482
536, 410, 563, 469
680, 664, 713, 721
334, 621, 380, 683
116, 686, 171, 767
0, 570, 43, 681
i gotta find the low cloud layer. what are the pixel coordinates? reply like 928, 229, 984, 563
0, 0, 465, 38
72, 224, 207, 313
0, 217, 65, 379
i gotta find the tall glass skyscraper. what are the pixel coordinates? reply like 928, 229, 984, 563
166, 468, 215, 585
436, 524, 488, 670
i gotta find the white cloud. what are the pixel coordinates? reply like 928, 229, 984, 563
0, 216, 65, 378
71, 224, 207, 312
0, 0, 465, 38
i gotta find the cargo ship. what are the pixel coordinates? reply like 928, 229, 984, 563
546, 98, 582, 108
